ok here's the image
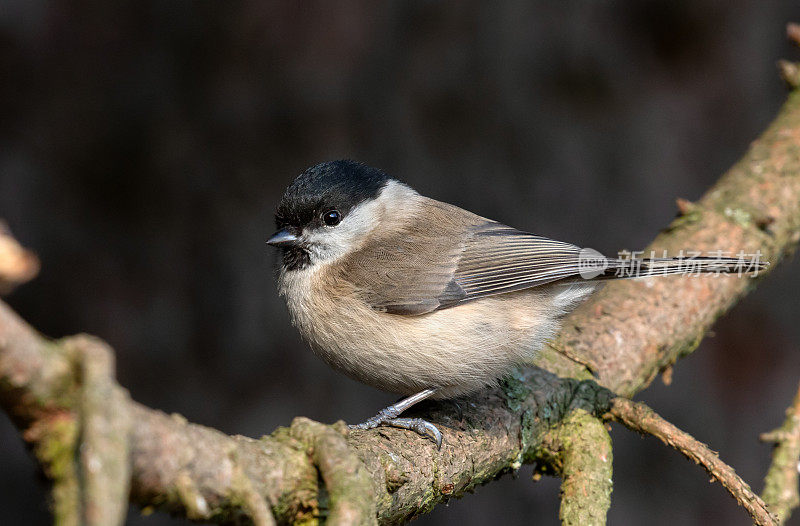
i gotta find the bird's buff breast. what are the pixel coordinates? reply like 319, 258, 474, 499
278, 264, 564, 398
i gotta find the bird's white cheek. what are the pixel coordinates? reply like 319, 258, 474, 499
301, 222, 366, 263
301, 231, 345, 263
296, 193, 392, 264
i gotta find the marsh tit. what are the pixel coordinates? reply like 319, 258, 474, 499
268, 160, 764, 447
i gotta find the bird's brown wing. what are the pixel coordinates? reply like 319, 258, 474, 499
337, 200, 469, 315
340, 199, 584, 315
454, 222, 584, 301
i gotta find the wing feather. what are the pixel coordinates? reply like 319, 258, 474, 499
454, 224, 583, 299
339, 198, 585, 315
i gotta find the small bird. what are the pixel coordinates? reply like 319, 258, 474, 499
268, 160, 765, 447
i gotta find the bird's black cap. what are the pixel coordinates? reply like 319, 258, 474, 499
275, 160, 392, 230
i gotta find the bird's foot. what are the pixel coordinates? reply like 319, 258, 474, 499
348, 389, 442, 448
350, 416, 442, 449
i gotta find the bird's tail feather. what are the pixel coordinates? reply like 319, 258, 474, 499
582, 255, 769, 281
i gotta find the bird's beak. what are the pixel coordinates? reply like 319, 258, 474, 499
267, 229, 299, 247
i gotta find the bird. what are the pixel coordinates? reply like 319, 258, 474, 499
268, 160, 766, 447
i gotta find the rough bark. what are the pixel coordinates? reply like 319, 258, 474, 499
0, 221, 39, 294
539, 408, 613, 526
609, 398, 775, 525
761, 381, 800, 523
543, 90, 800, 396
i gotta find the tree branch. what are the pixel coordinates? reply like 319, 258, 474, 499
544, 90, 800, 396
69, 335, 132, 525
540, 408, 613, 526
608, 397, 777, 525
0, 221, 39, 294
289, 418, 377, 525
760, 381, 800, 523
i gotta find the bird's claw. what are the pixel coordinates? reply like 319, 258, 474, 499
349, 416, 443, 449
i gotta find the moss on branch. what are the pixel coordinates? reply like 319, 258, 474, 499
761, 382, 800, 523
541, 409, 613, 526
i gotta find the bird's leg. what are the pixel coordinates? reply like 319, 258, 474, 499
350, 388, 442, 448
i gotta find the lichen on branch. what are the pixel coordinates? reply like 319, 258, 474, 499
761, 381, 800, 523
539, 409, 613, 526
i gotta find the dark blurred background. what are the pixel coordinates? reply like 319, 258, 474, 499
2, 1, 800, 524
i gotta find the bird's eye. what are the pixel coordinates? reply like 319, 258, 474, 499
322, 210, 341, 226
